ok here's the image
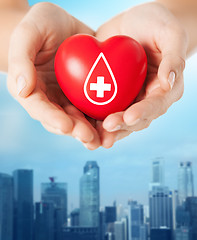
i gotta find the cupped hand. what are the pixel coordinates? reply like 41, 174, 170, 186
7, 2, 101, 150
96, 2, 188, 148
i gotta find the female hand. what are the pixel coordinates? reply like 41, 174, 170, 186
7, 2, 101, 150
96, 2, 188, 148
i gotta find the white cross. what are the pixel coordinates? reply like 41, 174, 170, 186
90, 76, 111, 98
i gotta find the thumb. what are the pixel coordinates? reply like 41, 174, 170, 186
8, 20, 43, 98
158, 54, 185, 91
157, 23, 188, 91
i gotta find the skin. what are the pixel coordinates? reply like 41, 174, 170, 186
0, 0, 29, 71
1, 1, 197, 150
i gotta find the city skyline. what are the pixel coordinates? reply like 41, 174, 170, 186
0, 159, 195, 213
1, 159, 196, 240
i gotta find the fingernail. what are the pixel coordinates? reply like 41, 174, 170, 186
55, 129, 65, 135
75, 136, 82, 142
127, 118, 140, 127
168, 71, 176, 89
108, 125, 122, 132
83, 143, 90, 150
17, 75, 26, 95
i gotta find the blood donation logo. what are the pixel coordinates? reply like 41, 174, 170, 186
84, 53, 117, 105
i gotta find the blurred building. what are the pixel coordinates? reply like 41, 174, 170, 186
114, 221, 125, 240
128, 200, 147, 240
80, 161, 100, 227
151, 158, 165, 187
150, 228, 171, 240
41, 177, 68, 240
13, 169, 33, 240
70, 208, 80, 227
175, 226, 191, 240
105, 206, 117, 224
172, 190, 179, 230
149, 186, 173, 229
185, 197, 197, 240
178, 162, 194, 205
34, 202, 55, 240
0, 173, 13, 240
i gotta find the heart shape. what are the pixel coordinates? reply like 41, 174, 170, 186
55, 34, 147, 120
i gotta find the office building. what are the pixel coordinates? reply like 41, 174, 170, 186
150, 228, 172, 240
114, 221, 125, 240
128, 200, 146, 240
13, 169, 33, 240
34, 202, 55, 240
105, 206, 117, 224
149, 186, 173, 229
0, 173, 13, 240
41, 177, 67, 239
175, 226, 191, 240
70, 208, 80, 227
178, 162, 194, 204
80, 161, 100, 227
151, 158, 164, 187
185, 197, 197, 240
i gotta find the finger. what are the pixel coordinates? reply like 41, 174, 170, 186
8, 19, 44, 98
18, 89, 73, 134
103, 112, 124, 132
64, 104, 101, 147
42, 123, 67, 135
123, 89, 169, 126
156, 23, 187, 91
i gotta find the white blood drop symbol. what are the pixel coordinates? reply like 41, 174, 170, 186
84, 52, 117, 105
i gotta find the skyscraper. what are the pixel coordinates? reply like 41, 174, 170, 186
41, 177, 68, 239
13, 169, 33, 240
178, 162, 194, 204
114, 221, 125, 240
105, 206, 117, 224
0, 173, 13, 240
128, 200, 146, 240
34, 202, 55, 240
151, 158, 164, 187
149, 186, 173, 230
70, 208, 80, 227
185, 197, 197, 240
80, 161, 100, 227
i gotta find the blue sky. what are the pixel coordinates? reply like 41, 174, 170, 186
0, 0, 197, 211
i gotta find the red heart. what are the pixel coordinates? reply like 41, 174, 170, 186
55, 34, 147, 120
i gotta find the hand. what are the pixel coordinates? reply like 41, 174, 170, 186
7, 2, 101, 150
96, 2, 188, 148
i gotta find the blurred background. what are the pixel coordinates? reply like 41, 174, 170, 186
0, 0, 197, 240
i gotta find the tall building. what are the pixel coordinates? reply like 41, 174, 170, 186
70, 208, 80, 227
105, 206, 117, 224
80, 161, 100, 227
185, 197, 197, 240
34, 202, 55, 240
175, 226, 191, 240
128, 200, 146, 240
114, 221, 125, 240
41, 177, 68, 239
13, 169, 33, 240
178, 162, 194, 204
150, 228, 172, 240
0, 173, 13, 240
151, 158, 164, 187
149, 186, 173, 229
172, 190, 179, 230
